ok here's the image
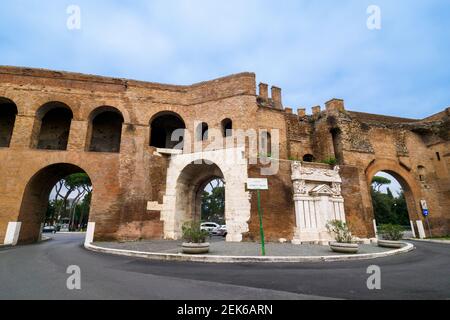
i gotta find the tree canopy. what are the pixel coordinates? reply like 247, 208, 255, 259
201, 179, 225, 224
372, 176, 392, 192
371, 175, 409, 226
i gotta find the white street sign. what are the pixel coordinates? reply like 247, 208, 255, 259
247, 178, 269, 190
420, 200, 428, 210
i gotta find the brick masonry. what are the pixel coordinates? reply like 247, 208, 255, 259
0, 66, 448, 244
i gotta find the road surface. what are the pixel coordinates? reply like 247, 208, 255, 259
0, 234, 449, 300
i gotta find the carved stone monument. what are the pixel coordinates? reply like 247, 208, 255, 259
291, 162, 346, 245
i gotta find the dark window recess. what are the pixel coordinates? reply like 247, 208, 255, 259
150, 113, 185, 149
197, 122, 209, 141
221, 119, 233, 137
89, 111, 123, 153
37, 108, 73, 151
0, 100, 18, 148
436, 152, 441, 161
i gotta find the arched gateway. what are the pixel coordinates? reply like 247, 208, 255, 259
6, 163, 93, 245
160, 147, 251, 242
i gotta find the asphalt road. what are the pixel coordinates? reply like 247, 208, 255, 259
0, 234, 449, 300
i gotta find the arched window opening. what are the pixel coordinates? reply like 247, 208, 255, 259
221, 118, 233, 138
36, 103, 73, 151
0, 98, 18, 148
196, 122, 209, 141
260, 131, 272, 157
89, 107, 124, 153
331, 128, 343, 164
418, 166, 426, 182
150, 112, 185, 149
303, 154, 315, 163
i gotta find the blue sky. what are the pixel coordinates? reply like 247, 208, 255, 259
1, 0, 449, 118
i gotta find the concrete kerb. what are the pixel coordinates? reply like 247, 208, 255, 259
408, 238, 450, 245
85, 242, 415, 264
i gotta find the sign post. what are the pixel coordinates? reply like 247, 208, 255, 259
247, 178, 269, 256
420, 200, 432, 238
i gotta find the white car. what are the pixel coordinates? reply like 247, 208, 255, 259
215, 225, 227, 237
200, 222, 220, 234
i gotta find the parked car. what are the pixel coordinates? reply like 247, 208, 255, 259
214, 225, 227, 237
200, 222, 221, 234
42, 225, 57, 234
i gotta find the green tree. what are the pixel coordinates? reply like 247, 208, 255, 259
371, 176, 409, 226
372, 176, 392, 192
201, 180, 225, 224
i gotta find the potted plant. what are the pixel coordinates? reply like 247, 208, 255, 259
181, 221, 210, 254
377, 224, 405, 248
326, 220, 359, 254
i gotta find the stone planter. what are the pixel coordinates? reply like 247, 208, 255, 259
329, 242, 359, 254
377, 240, 404, 249
182, 242, 210, 254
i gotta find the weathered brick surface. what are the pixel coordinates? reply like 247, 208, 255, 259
0, 66, 448, 243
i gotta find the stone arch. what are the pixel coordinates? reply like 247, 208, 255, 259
176, 162, 225, 226
87, 106, 124, 153
366, 159, 422, 224
33, 102, 73, 150
0, 97, 18, 148
161, 147, 250, 242
16, 163, 93, 244
149, 111, 186, 149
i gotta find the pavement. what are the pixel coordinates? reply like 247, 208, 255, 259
1, 233, 449, 300
95, 238, 391, 256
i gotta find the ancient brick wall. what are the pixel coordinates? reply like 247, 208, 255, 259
0, 66, 448, 244
0, 66, 258, 243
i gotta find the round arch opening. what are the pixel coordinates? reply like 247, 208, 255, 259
17, 163, 93, 244
370, 170, 417, 237
150, 111, 186, 150
88, 106, 124, 153
175, 161, 226, 237
35, 102, 73, 151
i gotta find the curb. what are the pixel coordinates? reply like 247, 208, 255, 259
40, 236, 52, 242
85, 242, 415, 264
407, 238, 450, 245
56, 232, 87, 235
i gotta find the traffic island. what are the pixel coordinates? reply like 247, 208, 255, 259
85, 239, 415, 263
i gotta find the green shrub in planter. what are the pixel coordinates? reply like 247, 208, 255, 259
326, 220, 354, 243
182, 221, 209, 244
378, 224, 404, 241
